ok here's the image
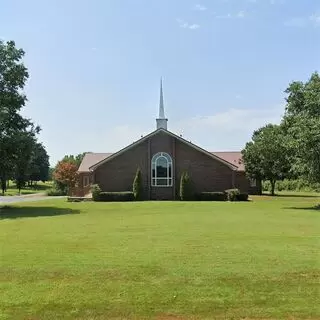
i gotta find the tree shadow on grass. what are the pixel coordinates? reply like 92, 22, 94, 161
283, 204, 320, 211
0, 206, 80, 220
262, 193, 320, 198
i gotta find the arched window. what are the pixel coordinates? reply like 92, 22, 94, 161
151, 152, 173, 187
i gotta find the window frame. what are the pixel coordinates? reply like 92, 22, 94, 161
83, 176, 90, 187
151, 152, 173, 187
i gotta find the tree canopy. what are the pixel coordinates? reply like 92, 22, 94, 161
283, 72, 320, 182
243, 71, 320, 195
242, 124, 290, 195
0, 40, 49, 194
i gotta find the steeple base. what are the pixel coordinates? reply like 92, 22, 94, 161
156, 118, 168, 130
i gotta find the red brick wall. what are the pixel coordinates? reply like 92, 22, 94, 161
174, 139, 234, 195
235, 171, 262, 195
88, 131, 258, 199
94, 140, 150, 199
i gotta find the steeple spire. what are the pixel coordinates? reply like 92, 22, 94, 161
156, 77, 168, 130
159, 77, 165, 118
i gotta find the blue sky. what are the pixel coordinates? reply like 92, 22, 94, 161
1, 0, 319, 165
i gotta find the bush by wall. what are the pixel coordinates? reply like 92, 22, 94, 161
236, 193, 249, 201
179, 172, 194, 201
46, 188, 66, 196
225, 189, 240, 202
133, 168, 143, 201
91, 184, 102, 201
196, 192, 227, 201
99, 191, 134, 202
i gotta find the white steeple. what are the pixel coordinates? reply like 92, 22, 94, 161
156, 78, 168, 130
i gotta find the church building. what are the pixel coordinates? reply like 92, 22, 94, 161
76, 81, 261, 200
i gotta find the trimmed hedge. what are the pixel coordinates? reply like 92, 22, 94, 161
225, 189, 240, 202
237, 193, 249, 201
196, 192, 227, 201
99, 191, 134, 202
46, 189, 66, 196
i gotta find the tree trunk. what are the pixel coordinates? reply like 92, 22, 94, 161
1, 178, 6, 195
270, 180, 276, 196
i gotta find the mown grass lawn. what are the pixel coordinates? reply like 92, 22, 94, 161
0, 196, 319, 320
2, 181, 53, 196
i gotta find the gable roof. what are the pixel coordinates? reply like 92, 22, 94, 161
212, 152, 244, 171
78, 153, 113, 172
88, 128, 238, 171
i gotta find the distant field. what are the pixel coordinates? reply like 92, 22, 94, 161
2, 181, 53, 196
0, 195, 319, 319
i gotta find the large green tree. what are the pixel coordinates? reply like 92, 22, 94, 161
284, 72, 320, 118
0, 40, 39, 194
283, 72, 320, 182
242, 124, 290, 196
14, 132, 37, 193
28, 143, 50, 184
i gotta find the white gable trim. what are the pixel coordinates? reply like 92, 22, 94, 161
90, 128, 238, 171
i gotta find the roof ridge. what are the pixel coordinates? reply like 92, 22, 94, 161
90, 128, 238, 171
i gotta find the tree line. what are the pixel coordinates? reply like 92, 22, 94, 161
242, 72, 320, 195
0, 40, 50, 194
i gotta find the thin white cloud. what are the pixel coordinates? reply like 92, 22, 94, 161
284, 17, 307, 28
97, 106, 284, 155
247, 0, 284, 4
189, 24, 200, 29
172, 105, 284, 150
310, 13, 320, 27
285, 14, 320, 28
215, 11, 246, 19
176, 18, 200, 30
237, 11, 246, 18
194, 4, 207, 11
216, 13, 232, 19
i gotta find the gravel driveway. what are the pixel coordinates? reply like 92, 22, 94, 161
0, 194, 65, 204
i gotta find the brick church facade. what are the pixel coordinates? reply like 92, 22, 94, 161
76, 81, 261, 199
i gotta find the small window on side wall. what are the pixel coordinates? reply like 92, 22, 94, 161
250, 179, 257, 187
83, 176, 90, 187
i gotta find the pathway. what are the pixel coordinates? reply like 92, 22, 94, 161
0, 193, 65, 204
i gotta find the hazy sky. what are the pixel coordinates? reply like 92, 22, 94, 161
1, 0, 319, 165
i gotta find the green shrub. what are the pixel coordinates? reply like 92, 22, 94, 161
263, 179, 320, 193
133, 168, 143, 201
91, 184, 101, 201
99, 192, 134, 202
262, 180, 271, 192
225, 189, 240, 202
196, 192, 227, 201
179, 172, 194, 201
236, 193, 249, 201
46, 189, 66, 196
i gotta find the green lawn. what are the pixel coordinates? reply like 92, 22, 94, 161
0, 196, 319, 320
3, 181, 53, 196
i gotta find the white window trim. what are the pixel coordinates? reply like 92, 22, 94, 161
151, 152, 173, 187
83, 176, 90, 187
